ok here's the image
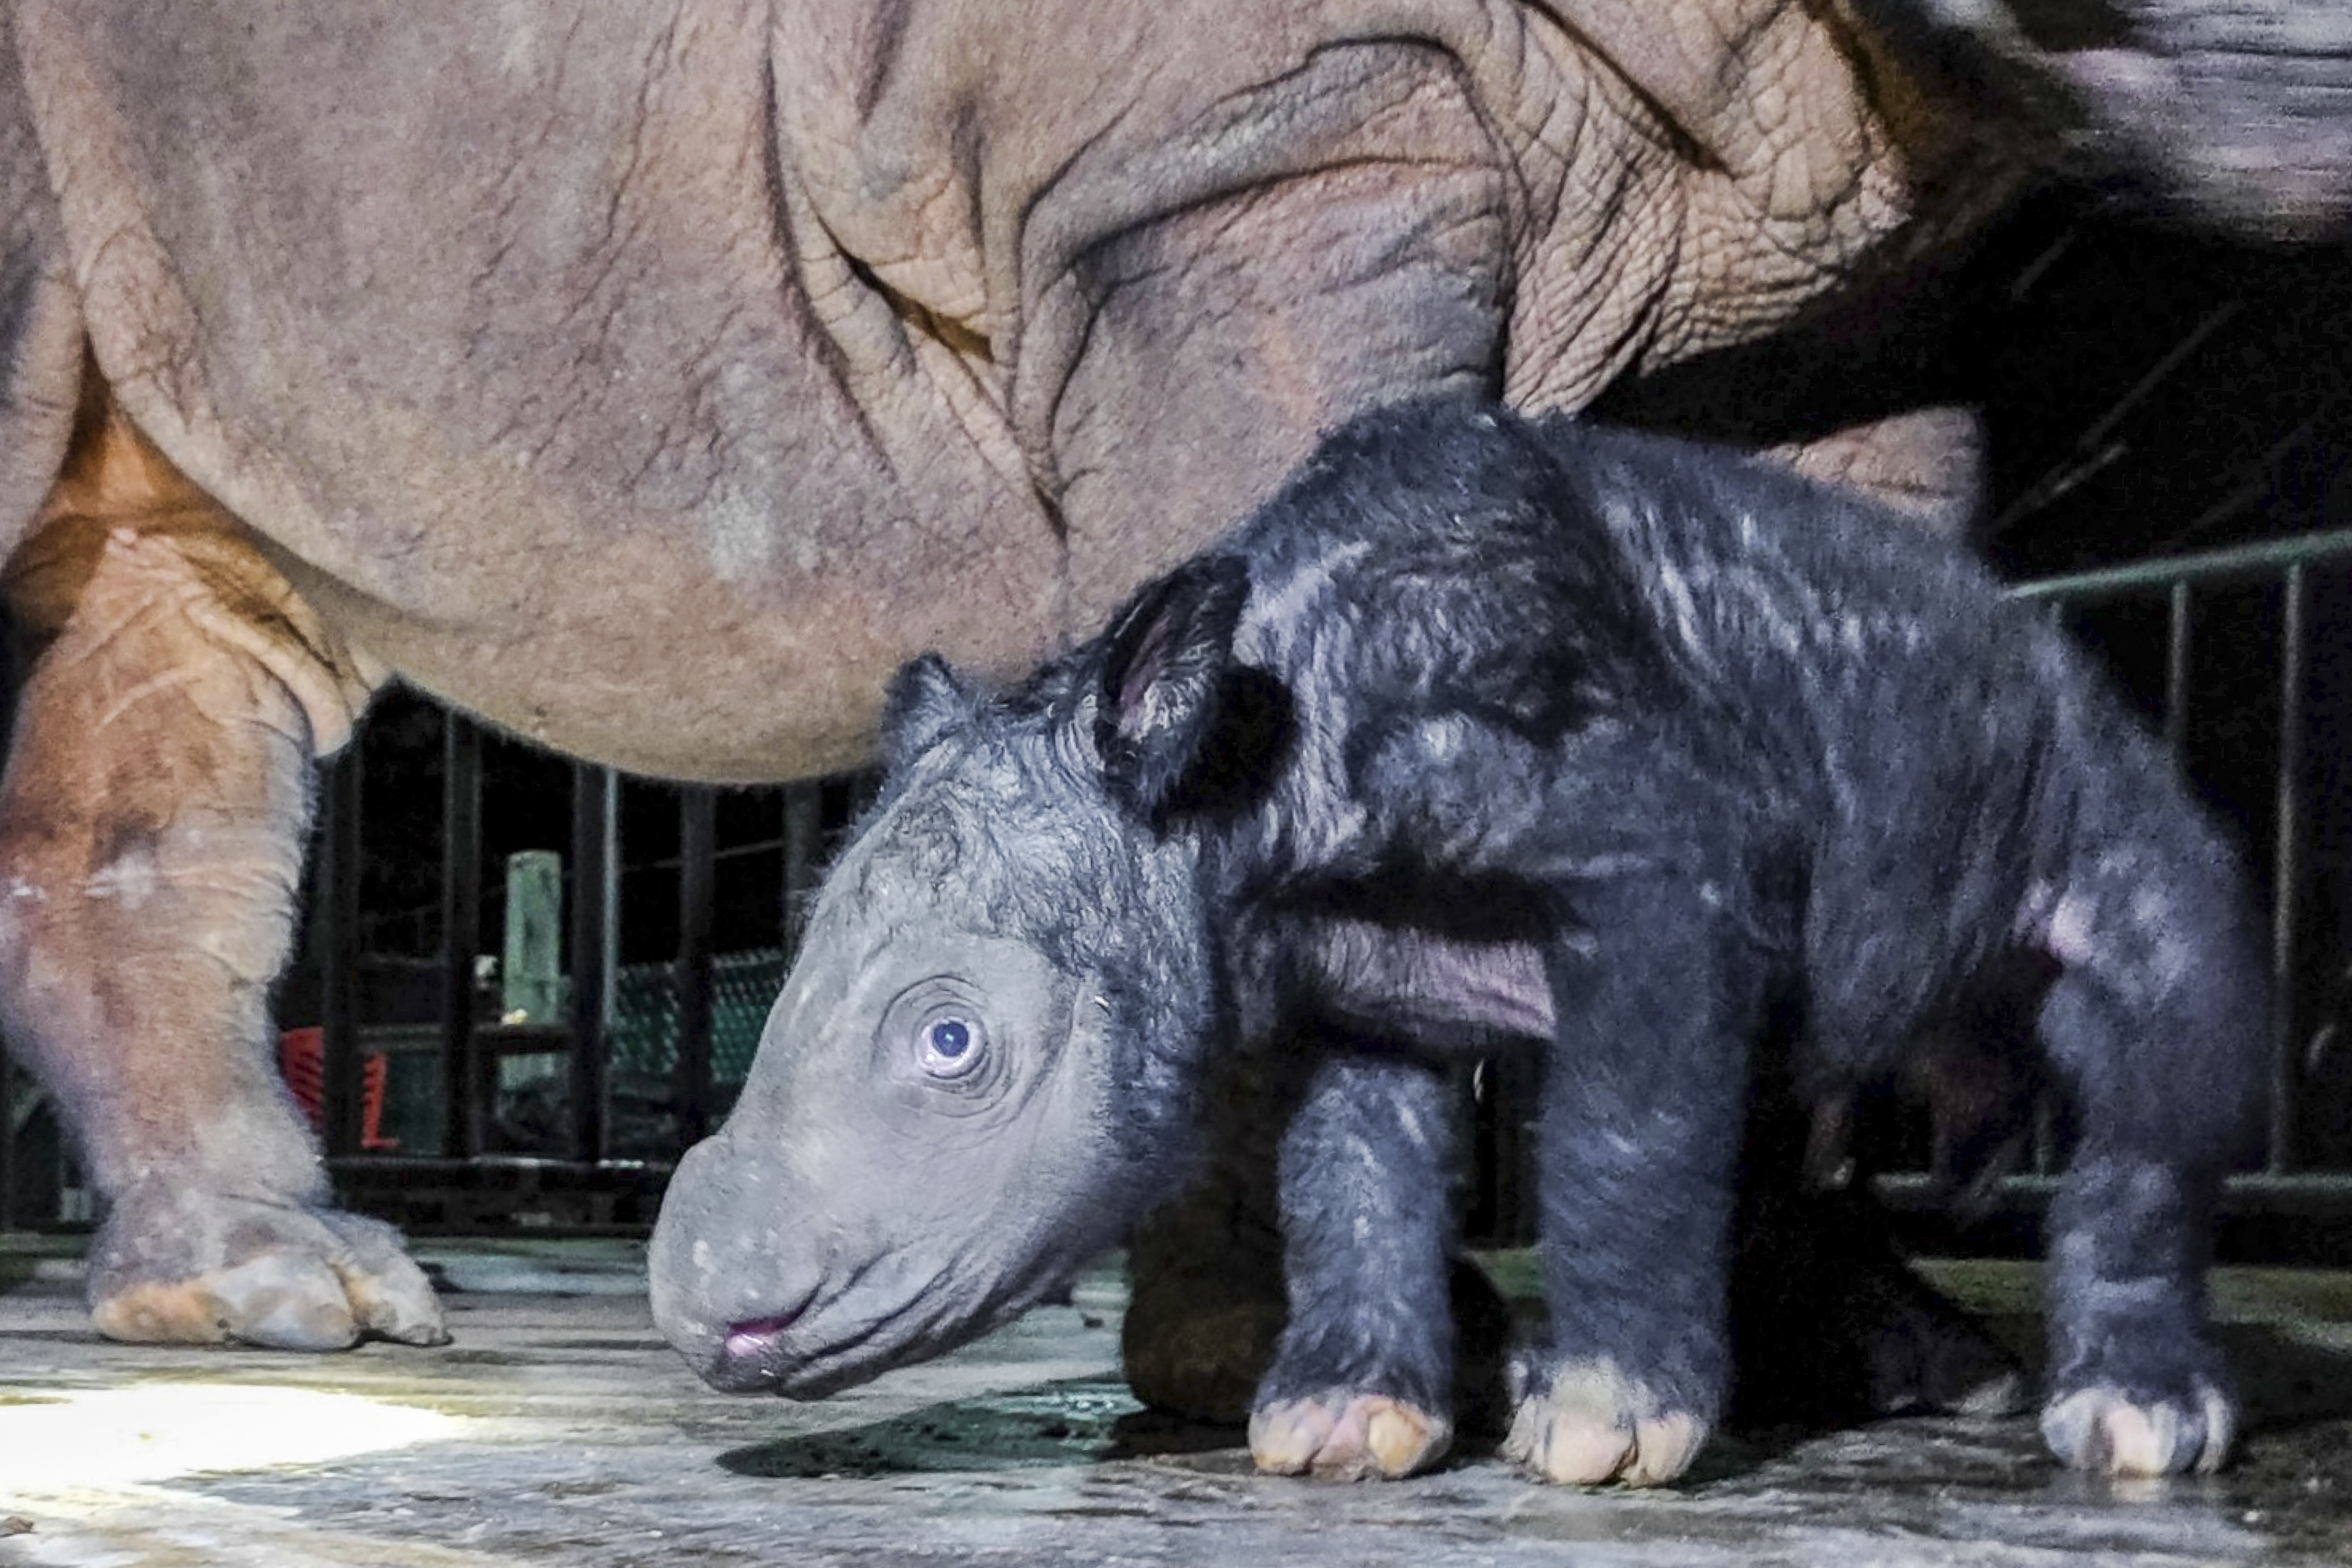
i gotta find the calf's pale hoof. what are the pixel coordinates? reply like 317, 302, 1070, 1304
1502, 1358, 1708, 1487
1250, 1392, 1452, 1480
89, 1187, 448, 1350
2040, 1382, 2236, 1477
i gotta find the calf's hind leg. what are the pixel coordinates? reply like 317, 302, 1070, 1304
0, 402, 444, 1348
2033, 864, 2263, 1476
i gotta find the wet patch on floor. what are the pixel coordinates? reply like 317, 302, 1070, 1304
6, 1247, 2352, 1566
720, 1379, 1146, 1476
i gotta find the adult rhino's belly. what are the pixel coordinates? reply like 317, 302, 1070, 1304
276, 500, 1068, 785
24, 0, 1084, 784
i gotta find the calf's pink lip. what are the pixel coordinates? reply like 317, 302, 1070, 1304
722, 1312, 800, 1358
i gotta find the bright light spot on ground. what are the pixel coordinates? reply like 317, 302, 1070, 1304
0, 1384, 463, 1488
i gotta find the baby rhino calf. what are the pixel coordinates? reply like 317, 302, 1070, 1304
650, 399, 2264, 1486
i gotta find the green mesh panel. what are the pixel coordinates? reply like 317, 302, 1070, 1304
607, 947, 788, 1086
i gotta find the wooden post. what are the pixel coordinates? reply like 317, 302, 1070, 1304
439, 712, 482, 1158
674, 787, 717, 1149
502, 851, 565, 1025
318, 744, 365, 1160
568, 765, 617, 1165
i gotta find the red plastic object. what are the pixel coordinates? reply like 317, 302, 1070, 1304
277, 1027, 399, 1152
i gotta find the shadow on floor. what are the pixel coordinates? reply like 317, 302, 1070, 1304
717, 1378, 1242, 1478
714, 1315, 2352, 1490
2224, 1321, 2352, 1434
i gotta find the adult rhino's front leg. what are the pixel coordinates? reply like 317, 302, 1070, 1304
0, 399, 444, 1349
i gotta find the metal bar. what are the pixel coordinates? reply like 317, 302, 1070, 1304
439, 713, 483, 1158
2269, 565, 2309, 1174
1877, 1170, 2352, 1217
673, 786, 717, 1149
2008, 525, 2352, 606
0, 1031, 15, 1231
359, 828, 822, 946
568, 765, 617, 1165
318, 745, 366, 1160
2078, 303, 2241, 456
2005, 222, 2078, 302
848, 768, 884, 821
780, 782, 823, 956
0, 638, 14, 1226
2163, 580, 2192, 758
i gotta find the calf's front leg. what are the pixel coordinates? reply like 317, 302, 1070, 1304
0, 414, 443, 1348
1122, 1025, 1515, 1446
1249, 1046, 1465, 1481
1508, 872, 1761, 1487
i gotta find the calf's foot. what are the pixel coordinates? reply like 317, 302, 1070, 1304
1250, 1391, 1451, 1480
1502, 1353, 1709, 1487
2040, 1353, 2236, 1477
90, 1183, 447, 1349
2041, 1383, 2235, 1478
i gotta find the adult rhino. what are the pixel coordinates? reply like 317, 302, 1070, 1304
0, 0, 2343, 1360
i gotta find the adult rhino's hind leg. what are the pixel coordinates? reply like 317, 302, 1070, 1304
1120, 1048, 1294, 1426
0, 399, 444, 1349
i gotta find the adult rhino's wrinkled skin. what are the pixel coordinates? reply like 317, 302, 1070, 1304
651, 400, 2266, 1488
0, 0, 2343, 1353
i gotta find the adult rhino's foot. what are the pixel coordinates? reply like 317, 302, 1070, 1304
1250, 1391, 1451, 1480
1867, 1280, 2029, 1419
1502, 1355, 1710, 1488
88, 1183, 448, 1349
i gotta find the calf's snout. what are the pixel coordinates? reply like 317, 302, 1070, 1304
649, 1132, 821, 1390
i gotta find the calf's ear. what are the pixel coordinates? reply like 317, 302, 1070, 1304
1097, 554, 1282, 824
882, 653, 977, 769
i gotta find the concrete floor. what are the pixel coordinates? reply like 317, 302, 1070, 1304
3, 1240, 2351, 1566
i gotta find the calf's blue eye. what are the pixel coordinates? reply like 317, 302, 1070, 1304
916, 1014, 986, 1080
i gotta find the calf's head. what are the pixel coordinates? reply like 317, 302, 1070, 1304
650, 558, 1271, 1396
